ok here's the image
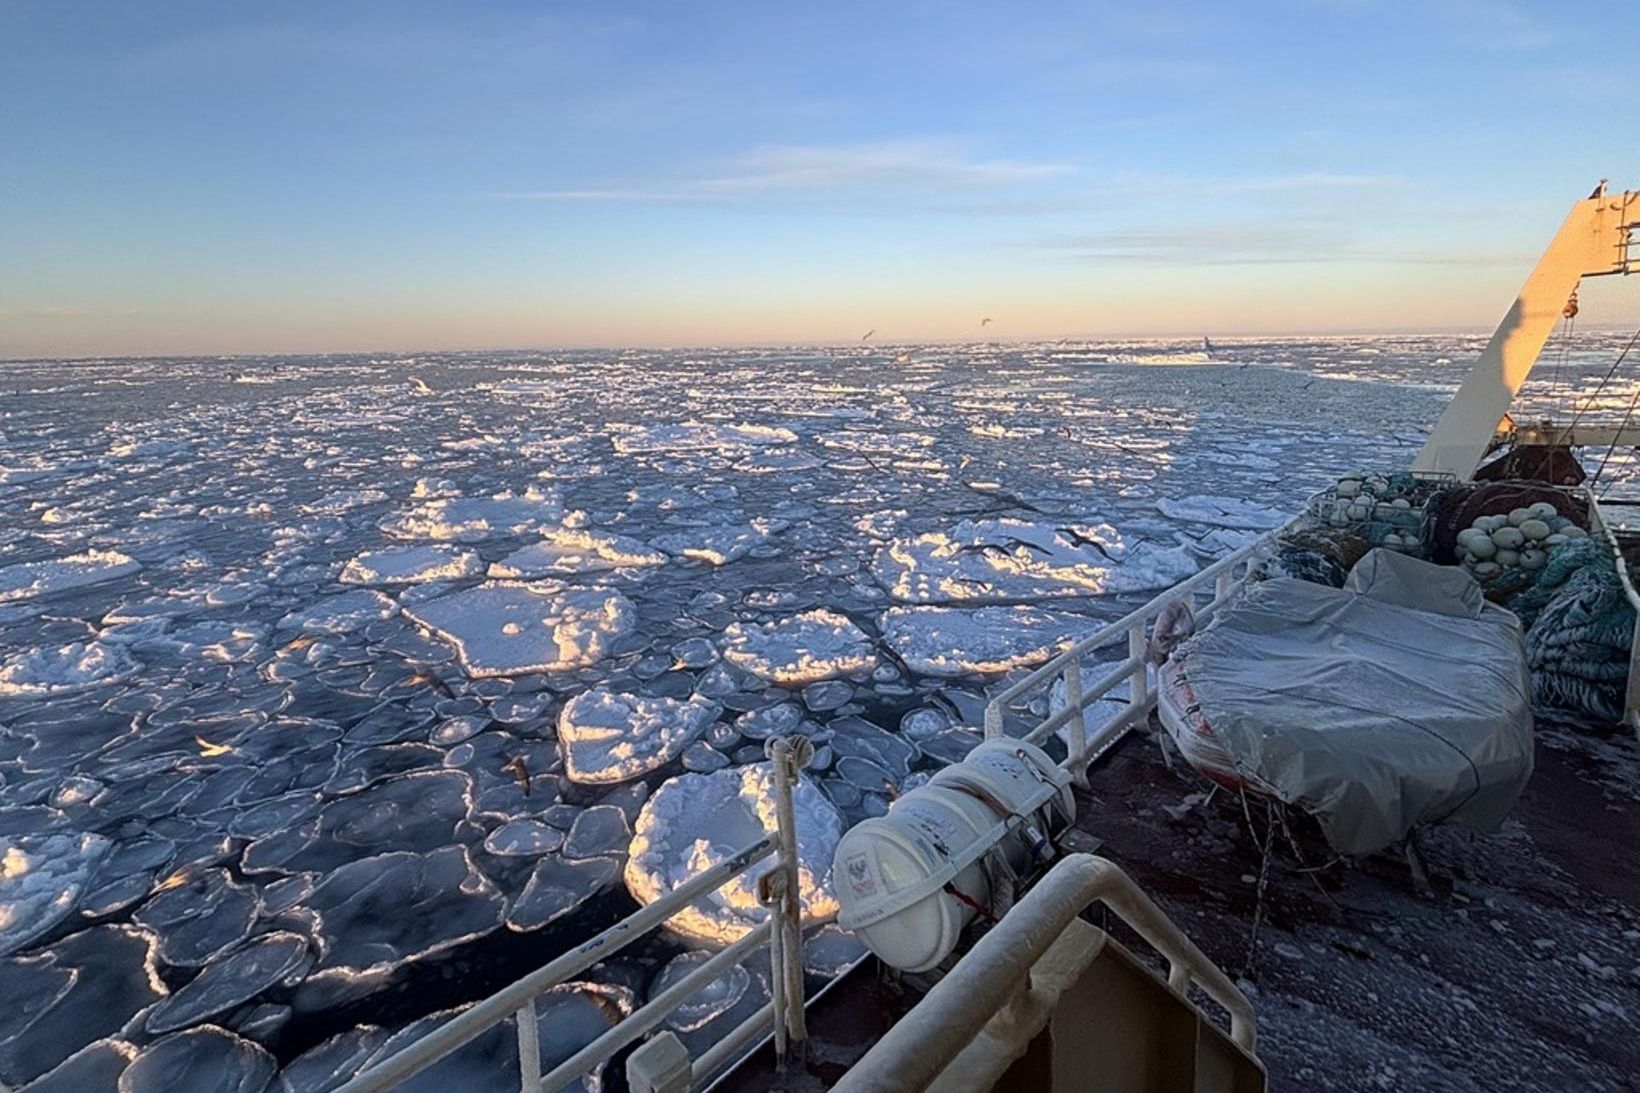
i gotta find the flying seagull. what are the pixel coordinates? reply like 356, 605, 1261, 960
980, 317, 993, 326
861, 329, 875, 341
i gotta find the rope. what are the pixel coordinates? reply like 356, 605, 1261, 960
1589, 323, 1640, 493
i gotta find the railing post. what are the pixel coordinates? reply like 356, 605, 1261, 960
1215, 568, 1233, 602
516, 998, 542, 1093
1127, 622, 1148, 711
768, 736, 812, 1063
1062, 659, 1088, 788
983, 702, 1003, 739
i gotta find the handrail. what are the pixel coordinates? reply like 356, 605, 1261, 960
1582, 491, 1640, 734
830, 854, 1257, 1093
983, 536, 1273, 781
334, 737, 813, 1093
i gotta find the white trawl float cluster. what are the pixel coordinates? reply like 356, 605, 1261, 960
1, 337, 1565, 1090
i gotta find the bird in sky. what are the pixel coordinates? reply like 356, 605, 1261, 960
861, 329, 875, 341
980, 317, 993, 327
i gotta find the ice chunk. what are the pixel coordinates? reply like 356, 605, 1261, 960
626, 763, 842, 945
0, 832, 111, 956
483, 819, 564, 858
299, 847, 502, 1001
562, 805, 631, 860
721, 610, 874, 685
557, 689, 720, 784
1156, 495, 1288, 530
872, 518, 1198, 603
0, 550, 139, 604
132, 868, 261, 967
506, 856, 621, 932
146, 932, 312, 1034
0, 926, 167, 1086
405, 582, 634, 678
652, 520, 783, 565
682, 742, 729, 772
11, 1038, 136, 1093
653, 950, 750, 1032
380, 489, 563, 542
489, 530, 665, 578
611, 421, 796, 453
275, 1025, 391, 1093
0, 641, 139, 696
119, 1027, 275, 1093
340, 545, 483, 586
277, 590, 398, 634
879, 605, 1099, 676
241, 770, 473, 875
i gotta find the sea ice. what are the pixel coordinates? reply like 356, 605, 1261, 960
721, 610, 875, 685
118, 1026, 276, 1093
652, 520, 784, 565
0, 926, 167, 1087
878, 605, 1099, 676
379, 489, 563, 542
562, 805, 631, 860
146, 932, 313, 1034
1156, 496, 1289, 530
241, 770, 473, 875
506, 856, 622, 932
483, 819, 564, 858
0, 641, 139, 696
625, 763, 843, 944
340, 545, 483, 585
557, 689, 721, 784
488, 529, 665, 577
277, 590, 398, 634
298, 847, 503, 1006
0, 550, 139, 604
610, 421, 797, 453
10, 1038, 136, 1093
405, 582, 634, 678
131, 867, 261, 967
872, 518, 1199, 603
0, 832, 111, 956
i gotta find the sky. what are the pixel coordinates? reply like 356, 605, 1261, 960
1, 1, 1635, 358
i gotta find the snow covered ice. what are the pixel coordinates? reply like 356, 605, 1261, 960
0, 336, 1538, 1087
626, 762, 844, 944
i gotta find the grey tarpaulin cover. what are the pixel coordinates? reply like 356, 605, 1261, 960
1157, 549, 1534, 855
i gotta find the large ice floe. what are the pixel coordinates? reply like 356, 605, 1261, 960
610, 421, 797, 454
721, 609, 875, 684
878, 605, 1101, 676
625, 762, 843, 945
0, 549, 140, 604
0, 641, 139, 696
0, 833, 111, 955
405, 582, 635, 677
489, 529, 666, 578
558, 688, 722, 784
340, 544, 483, 585
379, 488, 563, 542
872, 517, 1199, 603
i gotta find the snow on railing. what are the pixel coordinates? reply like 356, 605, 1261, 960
333, 737, 814, 1093
983, 536, 1273, 782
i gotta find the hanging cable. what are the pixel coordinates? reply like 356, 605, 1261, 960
1585, 323, 1640, 492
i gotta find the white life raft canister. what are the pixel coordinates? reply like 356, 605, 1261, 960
832, 738, 1074, 972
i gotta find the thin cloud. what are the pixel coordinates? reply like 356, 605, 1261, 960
1019, 224, 1527, 267
490, 139, 1073, 204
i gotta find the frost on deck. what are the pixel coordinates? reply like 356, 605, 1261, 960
5, 337, 1623, 1090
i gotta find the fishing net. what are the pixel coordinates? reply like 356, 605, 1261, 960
1508, 538, 1635, 728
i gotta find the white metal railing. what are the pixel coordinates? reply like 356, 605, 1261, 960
333, 736, 814, 1093
983, 537, 1273, 782
829, 853, 1258, 1093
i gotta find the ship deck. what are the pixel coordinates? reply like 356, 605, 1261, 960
723, 716, 1640, 1092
